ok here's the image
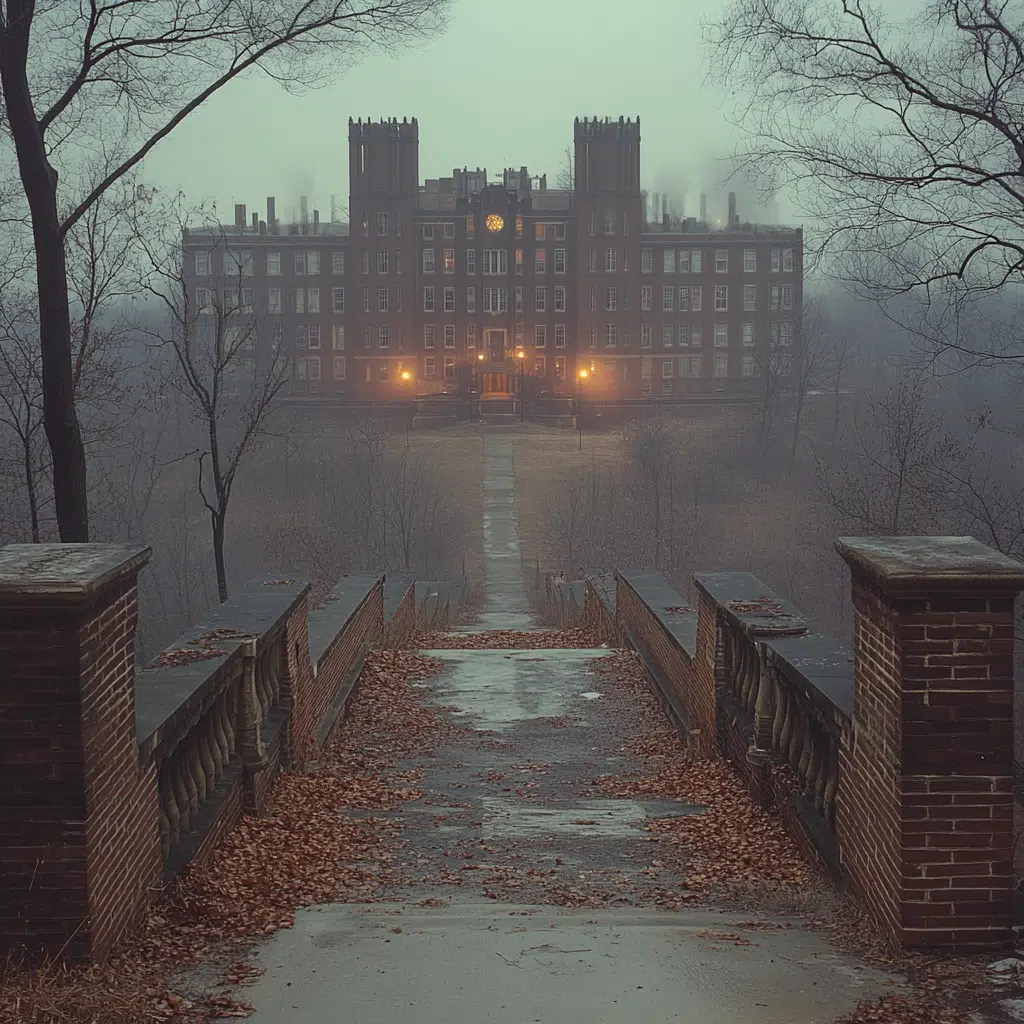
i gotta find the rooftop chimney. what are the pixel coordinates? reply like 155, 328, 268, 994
700, 193, 708, 224
234, 203, 246, 229
728, 191, 738, 228
251, 212, 258, 232
300, 195, 309, 233
313, 209, 320, 234
267, 197, 277, 234
662, 196, 668, 220
330, 194, 338, 223
652, 191, 660, 225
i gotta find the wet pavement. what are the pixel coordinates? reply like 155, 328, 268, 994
238, 430, 903, 1023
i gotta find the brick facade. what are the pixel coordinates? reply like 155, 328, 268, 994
0, 545, 160, 964
836, 537, 1024, 951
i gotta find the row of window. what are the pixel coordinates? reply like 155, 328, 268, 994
640, 247, 795, 275
583, 321, 794, 350
358, 213, 570, 242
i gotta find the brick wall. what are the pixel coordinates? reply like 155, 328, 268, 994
385, 582, 416, 648
837, 537, 1022, 952
583, 579, 624, 647
692, 592, 722, 761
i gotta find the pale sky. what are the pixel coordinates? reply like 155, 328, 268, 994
143, 0, 779, 225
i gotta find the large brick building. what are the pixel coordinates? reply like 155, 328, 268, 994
182, 116, 803, 402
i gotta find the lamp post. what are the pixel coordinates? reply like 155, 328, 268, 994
399, 368, 413, 434
577, 367, 589, 450
515, 348, 525, 422
475, 351, 485, 420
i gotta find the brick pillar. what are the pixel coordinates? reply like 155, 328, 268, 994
835, 536, 1022, 951
0, 544, 161, 963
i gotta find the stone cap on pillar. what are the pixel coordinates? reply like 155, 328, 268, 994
0, 543, 152, 607
836, 536, 1024, 593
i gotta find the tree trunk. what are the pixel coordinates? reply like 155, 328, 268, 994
212, 508, 229, 603
829, 374, 842, 463
22, 434, 40, 543
788, 394, 804, 474
0, 12, 90, 541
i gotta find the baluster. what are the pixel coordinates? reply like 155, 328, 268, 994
198, 715, 218, 793
159, 765, 179, 853
796, 707, 812, 780
255, 656, 269, 729
771, 684, 788, 753
171, 753, 191, 835
269, 640, 282, 705
811, 731, 830, 814
223, 682, 238, 757
213, 690, 231, 765
182, 739, 201, 815
779, 688, 795, 763
752, 651, 775, 751
804, 725, 823, 802
822, 738, 840, 824
187, 731, 207, 805
746, 650, 761, 715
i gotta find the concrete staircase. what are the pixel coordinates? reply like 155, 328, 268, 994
479, 396, 517, 424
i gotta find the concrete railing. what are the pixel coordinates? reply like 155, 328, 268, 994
592, 536, 1024, 953
0, 546, 410, 965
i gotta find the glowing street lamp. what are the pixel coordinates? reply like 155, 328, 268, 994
515, 349, 525, 422
400, 369, 411, 382
577, 368, 589, 449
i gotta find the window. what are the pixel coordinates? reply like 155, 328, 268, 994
484, 287, 508, 313
589, 286, 596, 311
425, 356, 435, 377
396, 286, 403, 312
714, 323, 728, 348
535, 249, 547, 274
663, 286, 674, 312
307, 356, 321, 381
662, 359, 674, 378
714, 285, 728, 312
296, 325, 307, 349
691, 250, 703, 273
307, 288, 320, 313
364, 325, 371, 349
515, 286, 523, 312
466, 249, 476, 275
589, 325, 597, 348
554, 285, 566, 313
444, 287, 455, 312
196, 287, 211, 313
691, 325, 703, 348
378, 325, 390, 349
554, 222, 566, 241
515, 249, 524, 274
678, 249, 690, 274
679, 323, 689, 347
443, 222, 455, 239
678, 287, 689, 311
331, 250, 344, 275
515, 321, 524, 342
680, 355, 702, 378
555, 356, 566, 379
332, 287, 345, 313
375, 212, 388, 236
395, 250, 403, 275
714, 353, 729, 378
308, 325, 321, 349
467, 287, 476, 313
641, 324, 652, 349
467, 324, 476, 348
744, 248, 756, 273
603, 359, 616, 382
743, 323, 755, 348
783, 248, 794, 273
424, 325, 435, 349
334, 356, 346, 379
715, 250, 728, 273
604, 287, 617, 312
361, 250, 369, 275
771, 248, 780, 272
466, 215, 475, 238
444, 356, 456, 378
332, 325, 345, 350
663, 249, 676, 274
444, 325, 456, 348
770, 285, 780, 310
516, 215, 523, 237
226, 248, 253, 277
641, 285, 652, 311
535, 355, 546, 375
589, 211, 596, 236
265, 250, 280, 276
377, 250, 389, 274
422, 248, 435, 274
662, 324, 674, 348
780, 322, 794, 346
535, 324, 547, 348
194, 251, 210, 276
642, 357, 652, 379
554, 249, 566, 274
295, 251, 307, 275
605, 323, 618, 347
554, 324, 566, 348
742, 355, 755, 378
443, 248, 455, 273
267, 287, 281, 314
641, 248, 653, 274
424, 286, 435, 312
422, 224, 434, 241
483, 249, 507, 275
782, 284, 793, 310
535, 286, 546, 312
743, 284, 756, 311
362, 287, 370, 312
603, 209, 615, 235
604, 248, 617, 273
396, 213, 403, 237
691, 286, 702, 311
294, 287, 305, 314
379, 362, 390, 383
378, 287, 388, 312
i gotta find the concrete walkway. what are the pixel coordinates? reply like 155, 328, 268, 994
238, 429, 900, 1023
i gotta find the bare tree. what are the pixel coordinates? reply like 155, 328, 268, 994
705, 0, 1024, 367
140, 201, 290, 602
546, 473, 589, 576
556, 146, 575, 190
0, 0, 449, 542
622, 417, 676, 567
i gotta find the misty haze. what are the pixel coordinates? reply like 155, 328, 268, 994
1, 2, 1023, 1023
